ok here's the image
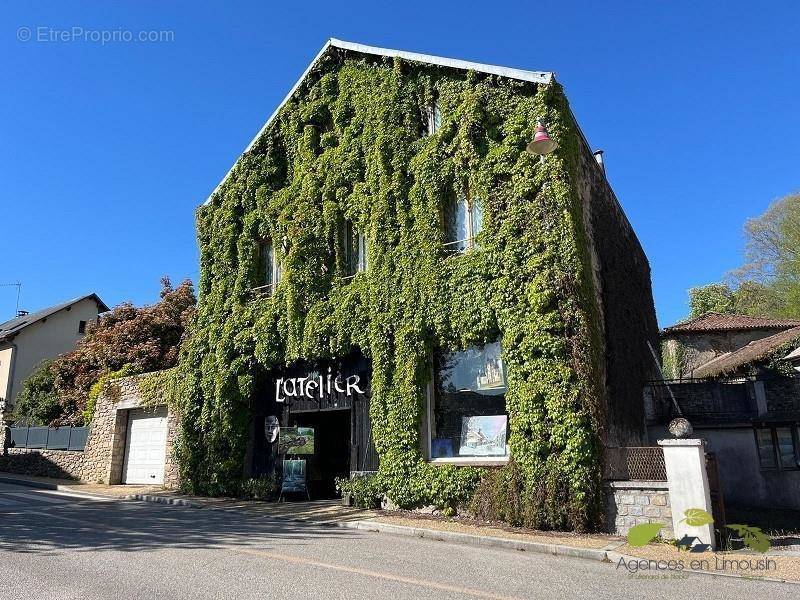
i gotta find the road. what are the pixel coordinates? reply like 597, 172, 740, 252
0, 480, 796, 600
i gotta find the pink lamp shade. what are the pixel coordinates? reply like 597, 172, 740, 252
526, 120, 558, 155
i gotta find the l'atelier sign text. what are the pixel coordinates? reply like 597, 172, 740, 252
275, 370, 366, 403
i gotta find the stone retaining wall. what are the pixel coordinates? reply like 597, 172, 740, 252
0, 447, 86, 480
605, 481, 673, 538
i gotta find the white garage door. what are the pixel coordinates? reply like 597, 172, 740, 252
123, 408, 168, 485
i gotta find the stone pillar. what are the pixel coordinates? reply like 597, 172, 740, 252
658, 438, 715, 549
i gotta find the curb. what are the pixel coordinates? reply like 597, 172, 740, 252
0, 474, 117, 501
0, 474, 62, 490
126, 493, 201, 508
339, 520, 610, 562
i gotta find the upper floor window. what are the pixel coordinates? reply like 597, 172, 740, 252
427, 101, 441, 135
428, 341, 508, 462
78, 320, 87, 334
255, 239, 281, 296
344, 220, 367, 278
443, 193, 483, 253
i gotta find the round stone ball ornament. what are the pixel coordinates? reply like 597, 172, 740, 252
668, 417, 693, 438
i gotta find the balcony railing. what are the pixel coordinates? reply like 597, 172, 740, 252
645, 375, 800, 425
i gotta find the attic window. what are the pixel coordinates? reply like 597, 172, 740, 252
78, 320, 87, 334
427, 101, 441, 135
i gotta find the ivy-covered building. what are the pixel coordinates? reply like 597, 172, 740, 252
181, 39, 659, 531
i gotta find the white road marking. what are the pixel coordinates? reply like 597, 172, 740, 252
4, 492, 68, 504
34, 489, 114, 502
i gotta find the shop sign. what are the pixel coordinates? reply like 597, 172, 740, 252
275, 367, 365, 403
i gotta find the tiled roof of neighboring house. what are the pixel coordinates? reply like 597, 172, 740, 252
662, 312, 800, 335
0, 294, 109, 342
693, 326, 800, 378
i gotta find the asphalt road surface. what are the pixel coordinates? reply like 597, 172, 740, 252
0, 480, 796, 599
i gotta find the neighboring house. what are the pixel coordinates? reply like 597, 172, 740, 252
662, 312, 800, 378
186, 38, 660, 526
0, 294, 108, 411
692, 326, 800, 379
647, 324, 800, 511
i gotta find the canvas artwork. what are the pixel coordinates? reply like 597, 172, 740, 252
281, 459, 307, 493
476, 344, 505, 391
278, 427, 315, 455
459, 415, 508, 456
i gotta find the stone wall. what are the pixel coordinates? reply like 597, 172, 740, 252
0, 372, 180, 489
0, 447, 86, 479
576, 142, 660, 447
605, 481, 673, 538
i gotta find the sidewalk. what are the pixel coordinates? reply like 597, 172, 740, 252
3, 472, 800, 583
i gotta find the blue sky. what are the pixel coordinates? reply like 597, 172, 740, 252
2, 1, 798, 327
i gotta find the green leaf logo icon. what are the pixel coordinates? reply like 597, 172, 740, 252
627, 522, 663, 547
680, 508, 714, 527
727, 524, 771, 553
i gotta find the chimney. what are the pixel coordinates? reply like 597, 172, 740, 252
16, 310, 29, 317
593, 150, 605, 175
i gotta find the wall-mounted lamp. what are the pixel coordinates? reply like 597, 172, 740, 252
526, 120, 558, 155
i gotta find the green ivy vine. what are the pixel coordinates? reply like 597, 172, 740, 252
177, 50, 605, 531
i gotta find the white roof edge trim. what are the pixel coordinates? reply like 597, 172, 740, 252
201, 38, 555, 206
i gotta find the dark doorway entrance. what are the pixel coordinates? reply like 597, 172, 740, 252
289, 409, 351, 498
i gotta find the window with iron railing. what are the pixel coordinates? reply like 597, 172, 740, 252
253, 239, 282, 297
426, 101, 441, 135
443, 193, 483, 253
343, 220, 367, 279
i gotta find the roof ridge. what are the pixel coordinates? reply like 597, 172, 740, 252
201, 38, 555, 207
664, 311, 800, 334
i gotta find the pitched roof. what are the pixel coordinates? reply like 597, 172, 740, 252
202, 38, 555, 206
693, 326, 800, 378
0, 294, 109, 342
663, 312, 800, 335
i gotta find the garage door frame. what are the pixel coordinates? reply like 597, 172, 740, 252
122, 407, 168, 485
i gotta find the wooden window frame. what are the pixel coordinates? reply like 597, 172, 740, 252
754, 425, 800, 471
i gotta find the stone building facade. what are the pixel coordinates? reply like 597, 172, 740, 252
0, 373, 179, 488
662, 313, 800, 378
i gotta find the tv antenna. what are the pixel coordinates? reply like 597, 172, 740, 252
0, 282, 22, 316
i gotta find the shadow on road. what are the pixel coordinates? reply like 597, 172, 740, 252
0, 500, 357, 555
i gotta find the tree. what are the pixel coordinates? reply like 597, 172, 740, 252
688, 283, 736, 318
686, 193, 800, 320
13, 278, 196, 426
11, 360, 59, 426
733, 192, 800, 318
